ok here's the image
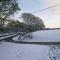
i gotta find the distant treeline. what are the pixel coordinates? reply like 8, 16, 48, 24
43, 28, 60, 30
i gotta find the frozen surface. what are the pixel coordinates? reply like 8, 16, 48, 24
13, 30, 60, 42
0, 42, 50, 60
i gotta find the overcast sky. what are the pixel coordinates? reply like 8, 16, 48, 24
14, 0, 60, 28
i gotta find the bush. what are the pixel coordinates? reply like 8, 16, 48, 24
0, 28, 4, 32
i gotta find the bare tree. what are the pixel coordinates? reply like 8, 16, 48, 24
0, 0, 20, 27
21, 13, 45, 31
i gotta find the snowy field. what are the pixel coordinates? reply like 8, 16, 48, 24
0, 30, 60, 60
13, 29, 60, 42
0, 42, 50, 60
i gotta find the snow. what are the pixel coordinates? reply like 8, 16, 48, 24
31, 30, 60, 41
0, 32, 19, 36
13, 29, 60, 42
0, 34, 18, 40
0, 42, 50, 60
0, 30, 60, 60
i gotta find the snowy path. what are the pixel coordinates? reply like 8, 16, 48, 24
0, 32, 22, 41
0, 34, 18, 40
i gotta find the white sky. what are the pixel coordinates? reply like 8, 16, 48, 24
13, 0, 60, 28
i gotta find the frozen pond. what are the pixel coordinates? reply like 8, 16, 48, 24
13, 29, 60, 42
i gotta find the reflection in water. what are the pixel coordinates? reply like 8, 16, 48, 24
18, 33, 33, 40
49, 45, 60, 60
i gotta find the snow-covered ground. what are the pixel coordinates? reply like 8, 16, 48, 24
0, 30, 60, 60
13, 29, 60, 42
0, 42, 50, 60
0, 32, 19, 36
0, 34, 18, 40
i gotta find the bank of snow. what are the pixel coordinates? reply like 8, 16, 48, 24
13, 30, 60, 42
0, 42, 50, 60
